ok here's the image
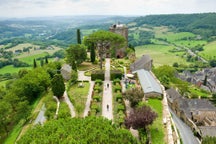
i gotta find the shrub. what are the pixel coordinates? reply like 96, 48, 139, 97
113, 78, 121, 85
95, 79, 103, 85
93, 95, 101, 102
114, 85, 122, 93
117, 104, 125, 112
116, 93, 123, 102
94, 85, 102, 93
110, 70, 122, 80
91, 70, 104, 81
91, 104, 100, 113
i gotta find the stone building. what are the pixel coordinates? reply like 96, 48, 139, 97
130, 55, 153, 72
61, 64, 72, 81
166, 88, 216, 138
109, 23, 128, 58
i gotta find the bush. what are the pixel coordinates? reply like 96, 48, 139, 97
93, 95, 101, 102
91, 104, 100, 113
116, 93, 123, 102
94, 85, 102, 93
117, 104, 125, 112
114, 85, 122, 93
113, 78, 121, 85
91, 70, 104, 81
110, 70, 122, 81
95, 79, 103, 85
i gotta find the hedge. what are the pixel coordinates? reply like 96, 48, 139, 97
110, 70, 122, 81
91, 70, 104, 81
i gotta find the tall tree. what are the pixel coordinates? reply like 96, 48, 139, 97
66, 44, 87, 70
33, 59, 37, 68
51, 74, 65, 98
125, 106, 158, 130
77, 29, 81, 44
203, 75, 208, 86
84, 30, 126, 69
90, 43, 96, 63
123, 87, 144, 107
40, 59, 44, 67
45, 56, 49, 64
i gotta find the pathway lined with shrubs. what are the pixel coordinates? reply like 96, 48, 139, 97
63, 91, 76, 118
102, 58, 113, 120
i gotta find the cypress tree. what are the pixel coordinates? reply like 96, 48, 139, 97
51, 74, 65, 98
33, 59, 37, 68
90, 43, 95, 63
45, 57, 49, 64
40, 59, 44, 67
203, 75, 208, 86
77, 29, 81, 44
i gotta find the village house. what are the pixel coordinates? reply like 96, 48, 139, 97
130, 55, 162, 99
178, 67, 216, 93
166, 88, 216, 138
61, 64, 72, 81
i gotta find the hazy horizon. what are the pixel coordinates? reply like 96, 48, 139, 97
0, 0, 215, 18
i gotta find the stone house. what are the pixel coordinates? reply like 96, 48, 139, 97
166, 88, 216, 138
61, 64, 72, 81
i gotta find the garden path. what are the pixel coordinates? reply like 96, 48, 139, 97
63, 91, 76, 118
102, 58, 113, 120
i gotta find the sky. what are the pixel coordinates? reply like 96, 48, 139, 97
0, 0, 215, 18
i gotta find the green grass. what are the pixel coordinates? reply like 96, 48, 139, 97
146, 99, 165, 144
199, 40, 216, 60
135, 44, 190, 67
174, 40, 207, 48
3, 120, 25, 144
58, 101, 71, 118
155, 31, 195, 42
189, 86, 211, 98
19, 52, 49, 65
0, 65, 31, 74
68, 82, 90, 117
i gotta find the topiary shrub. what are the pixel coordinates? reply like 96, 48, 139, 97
116, 93, 123, 102
93, 95, 101, 102
113, 78, 121, 85
114, 85, 122, 93
110, 70, 122, 81
117, 104, 125, 112
94, 85, 102, 93
95, 79, 103, 85
91, 70, 104, 81
91, 104, 100, 113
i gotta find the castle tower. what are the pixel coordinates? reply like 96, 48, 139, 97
109, 23, 128, 58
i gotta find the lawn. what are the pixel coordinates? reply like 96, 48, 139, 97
0, 65, 32, 74
19, 52, 49, 65
135, 44, 190, 67
68, 81, 90, 117
199, 40, 216, 60
174, 40, 207, 48
189, 86, 211, 98
146, 99, 165, 144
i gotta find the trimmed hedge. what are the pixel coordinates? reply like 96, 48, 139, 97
110, 70, 122, 81
116, 93, 123, 101
94, 85, 102, 93
91, 70, 104, 81
93, 95, 101, 102
91, 103, 100, 113
117, 104, 125, 112
114, 85, 122, 93
113, 78, 121, 85
95, 79, 103, 85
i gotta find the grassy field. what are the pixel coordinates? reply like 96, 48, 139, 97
0, 65, 32, 74
135, 44, 190, 67
68, 82, 90, 117
146, 99, 165, 144
174, 40, 207, 48
19, 52, 49, 65
199, 40, 216, 60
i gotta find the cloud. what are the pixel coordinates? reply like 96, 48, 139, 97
0, 0, 215, 18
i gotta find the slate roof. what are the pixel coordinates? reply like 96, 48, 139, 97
166, 88, 181, 103
133, 69, 162, 94
130, 55, 152, 72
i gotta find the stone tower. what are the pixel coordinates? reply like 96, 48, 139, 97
109, 23, 128, 58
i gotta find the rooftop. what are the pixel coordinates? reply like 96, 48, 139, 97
133, 69, 162, 94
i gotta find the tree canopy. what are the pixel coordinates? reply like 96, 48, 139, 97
17, 117, 138, 144
123, 87, 144, 107
51, 74, 65, 98
125, 106, 158, 130
66, 44, 87, 70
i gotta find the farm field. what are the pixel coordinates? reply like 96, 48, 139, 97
0, 65, 31, 74
135, 44, 190, 67
199, 40, 216, 60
